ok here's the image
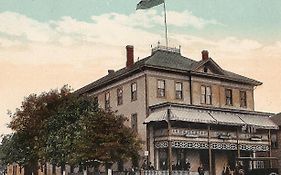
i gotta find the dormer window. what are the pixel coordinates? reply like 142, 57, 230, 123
203, 67, 208, 73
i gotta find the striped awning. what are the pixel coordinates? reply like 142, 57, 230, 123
144, 107, 278, 129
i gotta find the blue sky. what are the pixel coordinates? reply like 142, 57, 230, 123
1, 0, 281, 42
0, 0, 281, 135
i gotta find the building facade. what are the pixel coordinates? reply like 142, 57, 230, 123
76, 45, 278, 175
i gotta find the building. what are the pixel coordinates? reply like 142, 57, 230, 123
76, 45, 278, 175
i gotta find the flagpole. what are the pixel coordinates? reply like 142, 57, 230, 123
163, 0, 168, 47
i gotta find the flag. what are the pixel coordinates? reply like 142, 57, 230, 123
136, 0, 164, 10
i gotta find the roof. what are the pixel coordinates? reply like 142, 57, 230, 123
270, 113, 281, 126
144, 104, 278, 129
76, 47, 262, 94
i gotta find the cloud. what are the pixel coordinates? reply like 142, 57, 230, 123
0, 10, 281, 135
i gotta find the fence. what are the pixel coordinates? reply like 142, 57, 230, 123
71, 170, 209, 175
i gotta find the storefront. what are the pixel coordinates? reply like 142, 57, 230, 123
145, 104, 278, 175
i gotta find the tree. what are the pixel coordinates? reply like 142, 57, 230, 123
45, 94, 142, 172
6, 86, 71, 175
1, 85, 142, 175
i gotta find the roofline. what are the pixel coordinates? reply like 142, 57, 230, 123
76, 64, 261, 95
190, 71, 262, 86
149, 102, 274, 116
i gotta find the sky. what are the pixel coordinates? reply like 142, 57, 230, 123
0, 0, 281, 135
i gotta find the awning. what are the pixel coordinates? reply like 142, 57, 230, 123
209, 112, 245, 126
171, 108, 216, 124
144, 109, 167, 123
238, 114, 278, 129
144, 106, 278, 129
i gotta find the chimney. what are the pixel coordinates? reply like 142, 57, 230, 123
201, 50, 209, 61
108, 69, 115, 75
126, 45, 134, 68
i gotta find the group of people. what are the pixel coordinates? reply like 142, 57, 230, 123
141, 160, 155, 170
222, 163, 244, 175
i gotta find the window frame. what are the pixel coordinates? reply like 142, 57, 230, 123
157, 79, 166, 98
200, 85, 212, 105
131, 113, 138, 133
117, 87, 123, 106
105, 91, 110, 109
240, 90, 247, 108
225, 89, 233, 106
175, 82, 183, 100
131, 82, 137, 101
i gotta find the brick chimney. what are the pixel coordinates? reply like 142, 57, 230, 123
201, 50, 209, 61
126, 45, 134, 68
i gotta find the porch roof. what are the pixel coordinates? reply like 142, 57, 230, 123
144, 106, 278, 129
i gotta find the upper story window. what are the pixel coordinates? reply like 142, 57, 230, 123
131, 113, 138, 133
175, 82, 183, 99
93, 96, 98, 104
131, 82, 137, 101
240, 90, 247, 108
105, 92, 110, 109
225, 89, 233, 106
157, 80, 165, 98
201, 85, 212, 105
117, 87, 123, 105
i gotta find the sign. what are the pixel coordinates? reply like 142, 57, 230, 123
144, 151, 149, 156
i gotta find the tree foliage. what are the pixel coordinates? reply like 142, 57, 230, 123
1, 85, 142, 174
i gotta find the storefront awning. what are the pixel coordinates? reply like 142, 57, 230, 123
171, 108, 216, 124
238, 114, 278, 129
145, 106, 278, 129
209, 112, 245, 126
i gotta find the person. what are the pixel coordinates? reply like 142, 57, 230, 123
198, 163, 204, 175
148, 162, 155, 170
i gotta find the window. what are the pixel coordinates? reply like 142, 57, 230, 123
131, 113, 138, 133
93, 96, 98, 104
225, 89, 233, 105
117, 87, 123, 105
201, 85, 212, 104
105, 92, 110, 109
157, 80, 165, 97
240, 91, 247, 108
271, 134, 278, 149
131, 82, 137, 101
175, 82, 183, 99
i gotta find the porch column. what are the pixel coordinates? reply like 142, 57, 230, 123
149, 125, 155, 165
167, 108, 172, 175
208, 125, 212, 175
236, 127, 240, 157
268, 129, 272, 168
155, 148, 159, 170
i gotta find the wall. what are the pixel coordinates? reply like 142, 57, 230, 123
146, 70, 191, 107
90, 72, 147, 147
192, 76, 255, 110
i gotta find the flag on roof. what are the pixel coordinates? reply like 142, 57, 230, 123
136, 0, 164, 10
